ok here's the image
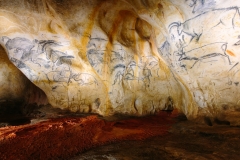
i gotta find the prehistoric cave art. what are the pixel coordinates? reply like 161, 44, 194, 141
158, 0, 240, 112
1, 35, 105, 113
185, 0, 216, 14
0, 0, 240, 118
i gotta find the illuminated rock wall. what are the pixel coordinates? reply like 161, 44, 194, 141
0, 0, 240, 118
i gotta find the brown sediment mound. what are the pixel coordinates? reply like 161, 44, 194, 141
0, 110, 178, 160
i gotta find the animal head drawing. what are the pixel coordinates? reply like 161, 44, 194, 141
168, 22, 183, 35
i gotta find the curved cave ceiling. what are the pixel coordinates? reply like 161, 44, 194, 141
0, 0, 240, 119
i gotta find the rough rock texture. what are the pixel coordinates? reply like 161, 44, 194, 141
0, 110, 239, 160
0, 111, 177, 160
0, 44, 48, 118
0, 0, 240, 118
72, 116, 240, 160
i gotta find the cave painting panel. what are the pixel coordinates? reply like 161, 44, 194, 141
161, 2, 240, 110
1, 35, 104, 113
0, 0, 240, 117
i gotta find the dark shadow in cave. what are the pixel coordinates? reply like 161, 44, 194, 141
0, 45, 48, 127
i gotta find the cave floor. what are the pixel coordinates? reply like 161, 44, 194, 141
0, 109, 240, 160
72, 116, 240, 160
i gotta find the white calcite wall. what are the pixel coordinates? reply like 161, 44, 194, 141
0, 0, 240, 118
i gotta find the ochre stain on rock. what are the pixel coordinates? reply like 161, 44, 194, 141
0, 110, 178, 160
135, 18, 152, 40
79, 1, 106, 62
226, 50, 236, 57
1, 0, 240, 119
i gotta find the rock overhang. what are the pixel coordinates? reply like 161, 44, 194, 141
0, 0, 240, 120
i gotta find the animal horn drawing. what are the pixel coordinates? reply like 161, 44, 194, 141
168, 22, 181, 33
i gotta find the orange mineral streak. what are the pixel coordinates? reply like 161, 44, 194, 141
107, 12, 123, 44
103, 10, 124, 79
79, 2, 105, 61
149, 31, 170, 77
139, 39, 145, 56
101, 12, 126, 113
226, 50, 236, 57
0, 110, 178, 160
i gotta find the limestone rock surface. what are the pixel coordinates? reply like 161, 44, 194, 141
0, 0, 240, 118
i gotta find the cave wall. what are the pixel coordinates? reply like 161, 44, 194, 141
0, 45, 27, 101
0, 0, 240, 118
0, 44, 48, 115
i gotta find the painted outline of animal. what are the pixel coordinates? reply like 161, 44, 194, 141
2, 36, 38, 60
45, 49, 74, 70
38, 40, 62, 55
10, 57, 38, 81
124, 61, 138, 80
10, 57, 27, 68
46, 70, 72, 83
168, 6, 240, 42
110, 43, 126, 61
112, 64, 126, 85
179, 42, 231, 68
140, 56, 161, 78
124, 61, 152, 87
87, 36, 108, 49
185, 0, 216, 14
111, 50, 124, 61
87, 49, 104, 67
87, 48, 109, 74
71, 73, 98, 87
158, 40, 171, 57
